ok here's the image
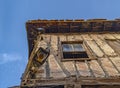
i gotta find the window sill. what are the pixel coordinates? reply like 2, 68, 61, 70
61, 57, 96, 62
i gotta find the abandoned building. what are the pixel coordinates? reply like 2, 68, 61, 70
14, 19, 120, 88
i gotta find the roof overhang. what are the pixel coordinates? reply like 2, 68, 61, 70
26, 19, 120, 56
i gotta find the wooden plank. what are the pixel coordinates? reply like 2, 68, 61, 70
50, 45, 71, 77
35, 34, 50, 52
67, 35, 75, 41
45, 59, 50, 78
33, 35, 48, 53
74, 35, 83, 40
63, 61, 76, 76
89, 60, 105, 77
103, 34, 116, 40
100, 58, 119, 76
76, 61, 91, 77
110, 57, 120, 72
48, 55, 66, 78
43, 34, 51, 43
59, 35, 67, 41
82, 85, 120, 88
113, 33, 120, 39
51, 35, 58, 51
37, 41, 48, 49
90, 34, 117, 56
106, 40, 120, 55
35, 62, 46, 78
81, 34, 93, 40
86, 40, 104, 57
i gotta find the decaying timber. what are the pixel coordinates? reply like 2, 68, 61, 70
15, 19, 120, 88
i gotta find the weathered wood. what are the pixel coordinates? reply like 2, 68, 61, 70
74, 35, 83, 41
48, 55, 66, 78
59, 35, 67, 41
76, 61, 91, 77
100, 58, 119, 76
73, 61, 80, 78
51, 35, 58, 51
36, 40, 48, 53
54, 55, 71, 77
90, 34, 117, 56
85, 60, 95, 77
79, 34, 96, 60
89, 60, 105, 77
50, 46, 71, 77
80, 77, 120, 85
22, 35, 43, 80
103, 34, 116, 40
45, 59, 50, 78
67, 35, 75, 41
107, 40, 120, 55
64, 84, 74, 88
96, 58, 109, 77
82, 85, 120, 88
113, 33, 120, 39
81, 34, 93, 40
86, 40, 104, 57
43, 34, 51, 43
74, 84, 81, 88
22, 19, 120, 88
35, 62, 46, 78
110, 57, 120, 72
63, 61, 76, 76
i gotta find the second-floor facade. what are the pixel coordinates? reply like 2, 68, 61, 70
21, 19, 120, 88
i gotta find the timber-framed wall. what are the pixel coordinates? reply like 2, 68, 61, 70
20, 19, 120, 88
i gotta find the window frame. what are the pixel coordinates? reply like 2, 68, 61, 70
60, 41, 94, 61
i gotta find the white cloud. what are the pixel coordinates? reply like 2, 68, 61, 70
0, 53, 22, 64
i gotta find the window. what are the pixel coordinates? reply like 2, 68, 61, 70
61, 41, 91, 61
106, 39, 120, 55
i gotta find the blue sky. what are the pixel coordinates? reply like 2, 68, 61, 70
0, 0, 120, 88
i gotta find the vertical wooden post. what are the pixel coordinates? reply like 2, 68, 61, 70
74, 84, 81, 88
64, 84, 74, 88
